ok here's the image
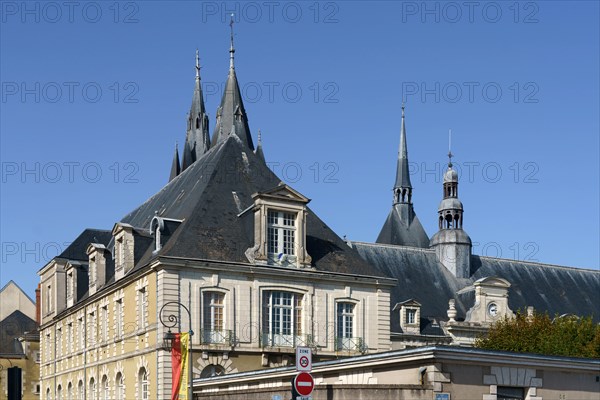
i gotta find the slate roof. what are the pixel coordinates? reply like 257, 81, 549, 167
121, 135, 384, 276
376, 205, 430, 248
351, 242, 600, 332
0, 310, 37, 355
56, 229, 112, 262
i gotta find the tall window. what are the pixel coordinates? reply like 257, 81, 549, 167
115, 299, 123, 339
101, 376, 109, 400
89, 257, 96, 286
202, 292, 225, 343
77, 381, 84, 400
115, 373, 124, 400
56, 385, 62, 400
89, 311, 97, 345
46, 388, 51, 400
267, 211, 296, 258
262, 291, 302, 347
66, 323, 72, 353
77, 317, 84, 350
336, 302, 355, 350
100, 305, 108, 342
56, 328, 63, 356
407, 309, 416, 324
89, 377, 96, 400
46, 284, 52, 313
138, 288, 147, 330
66, 272, 73, 301
138, 368, 149, 400
66, 383, 72, 400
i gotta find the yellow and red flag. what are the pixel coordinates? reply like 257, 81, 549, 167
170, 332, 190, 400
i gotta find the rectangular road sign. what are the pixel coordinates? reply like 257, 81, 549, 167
296, 346, 312, 372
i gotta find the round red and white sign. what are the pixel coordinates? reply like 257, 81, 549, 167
294, 372, 315, 396
299, 356, 310, 368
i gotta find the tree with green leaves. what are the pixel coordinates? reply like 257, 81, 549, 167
475, 311, 600, 359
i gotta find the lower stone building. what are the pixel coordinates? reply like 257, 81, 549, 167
193, 346, 600, 400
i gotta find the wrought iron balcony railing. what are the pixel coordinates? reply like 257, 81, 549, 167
200, 329, 233, 346
334, 336, 366, 353
260, 333, 315, 348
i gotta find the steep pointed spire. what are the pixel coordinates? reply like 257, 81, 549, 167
255, 129, 265, 162
377, 105, 429, 248
393, 104, 413, 204
169, 143, 181, 182
211, 17, 255, 150
182, 50, 210, 170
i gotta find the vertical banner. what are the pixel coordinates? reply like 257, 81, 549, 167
170, 333, 190, 400
179, 332, 190, 400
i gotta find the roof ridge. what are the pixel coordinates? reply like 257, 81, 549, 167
476, 254, 599, 273
0, 280, 36, 305
350, 240, 435, 253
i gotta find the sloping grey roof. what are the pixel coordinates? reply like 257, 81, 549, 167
351, 242, 600, 332
57, 229, 112, 262
122, 136, 382, 276
0, 310, 37, 355
377, 205, 430, 248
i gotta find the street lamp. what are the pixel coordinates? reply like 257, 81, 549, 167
159, 301, 194, 400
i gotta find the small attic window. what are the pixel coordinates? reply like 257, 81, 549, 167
248, 185, 312, 268
267, 210, 297, 262
407, 309, 416, 325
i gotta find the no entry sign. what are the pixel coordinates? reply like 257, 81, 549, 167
293, 372, 315, 396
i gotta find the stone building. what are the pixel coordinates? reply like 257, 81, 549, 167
37, 29, 599, 400
0, 281, 40, 400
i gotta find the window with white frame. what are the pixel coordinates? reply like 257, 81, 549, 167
67, 382, 72, 400
336, 302, 354, 339
89, 377, 96, 400
138, 288, 147, 330
115, 372, 124, 400
407, 308, 417, 324
202, 292, 225, 343
46, 388, 51, 400
100, 305, 108, 342
115, 299, 123, 339
77, 380, 84, 400
267, 211, 296, 260
101, 376, 109, 400
138, 368, 149, 400
57, 385, 62, 400
262, 291, 302, 347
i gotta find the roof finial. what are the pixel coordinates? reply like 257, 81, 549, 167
229, 13, 235, 69
447, 129, 453, 167
258, 129, 262, 143
401, 101, 405, 118
195, 49, 201, 80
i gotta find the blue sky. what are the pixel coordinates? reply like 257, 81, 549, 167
1, 1, 599, 298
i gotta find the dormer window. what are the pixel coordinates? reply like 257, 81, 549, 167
150, 216, 182, 254
115, 236, 124, 272
267, 210, 297, 261
247, 185, 312, 268
407, 309, 416, 324
66, 271, 73, 303
395, 299, 421, 334
89, 256, 96, 290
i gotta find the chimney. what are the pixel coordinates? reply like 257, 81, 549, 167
35, 283, 41, 325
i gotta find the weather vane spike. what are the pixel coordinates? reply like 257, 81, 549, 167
229, 13, 235, 69
195, 49, 200, 78
448, 129, 453, 167
258, 129, 262, 143
401, 101, 405, 117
